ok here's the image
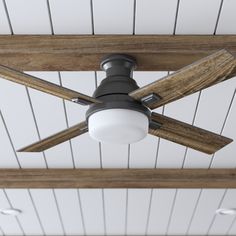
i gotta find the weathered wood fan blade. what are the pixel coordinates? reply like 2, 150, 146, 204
130, 50, 236, 109
0, 64, 100, 105
18, 121, 88, 152
149, 112, 232, 154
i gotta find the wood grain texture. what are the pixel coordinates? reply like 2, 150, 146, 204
1, 35, 236, 71
0, 64, 100, 104
149, 112, 233, 154
129, 50, 236, 109
18, 121, 88, 152
0, 168, 236, 188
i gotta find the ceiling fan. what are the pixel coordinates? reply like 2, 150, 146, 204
0, 49, 236, 154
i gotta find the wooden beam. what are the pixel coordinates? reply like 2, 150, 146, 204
0, 35, 236, 71
0, 169, 236, 188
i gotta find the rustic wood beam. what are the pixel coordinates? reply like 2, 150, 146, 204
0, 35, 236, 71
0, 169, 236, 188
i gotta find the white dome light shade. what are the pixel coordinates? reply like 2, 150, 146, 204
88, 109, 149, 144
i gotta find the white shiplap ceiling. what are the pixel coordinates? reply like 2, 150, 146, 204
0, 0, 236, 235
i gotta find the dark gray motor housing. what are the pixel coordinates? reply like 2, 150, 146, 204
86, 54, 151, 121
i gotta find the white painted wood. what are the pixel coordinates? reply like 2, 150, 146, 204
0, 190, 22, 235
167, 189, 201, 234
187, 189, 225, 235
208, 189, 236, 235
176, 0, 222, 34
27, 72, 73, 168
5, 0, 51, 34
96, 71, 106, 85
100, 143, 129, 168
228, 215, 236, 235
126, 189, 151, 235
0, 113, 19, 168
60, 71, 101, 168
30, 189, 64, 235
5, 189, 43, 235
147, 189, 176, 235
135, 0, 178, 34
129, 135, 158, 168
217, 0, 236, 34
184, 79, 236, 168
93, 0, 134, 34
79, 189, 105, 235
54, 189, 84, 235
49, 0, 92, 34
104, 189, 126, 235
212, 88, 236, 168
157, 93, 199, 168
0, 78, 46, 168
0, 0, 11, 34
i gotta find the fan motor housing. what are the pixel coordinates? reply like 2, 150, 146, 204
86, 54, 151, 121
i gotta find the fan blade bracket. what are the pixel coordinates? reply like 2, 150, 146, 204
140, 93, 161, 107
71, 97, 95, 105
149, 119, 162, 130
80, 125, 89, 132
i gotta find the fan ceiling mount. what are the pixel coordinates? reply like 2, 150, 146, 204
0, 49, 236, 154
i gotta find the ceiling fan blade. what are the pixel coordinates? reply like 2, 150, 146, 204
0, 64, 101, 105
149, 112, 232, 154
129, 50, 236, 109
18, 121, 88, 152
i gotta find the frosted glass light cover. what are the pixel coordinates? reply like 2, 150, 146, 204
88, 109, 149, 144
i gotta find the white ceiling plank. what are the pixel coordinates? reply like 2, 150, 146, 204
93, 0, 134, 34
216, 0, 236, 34
49, 0, 92, 34
104, 189, 126, 235
30, 189, 64, 235
228, 216, 236, 235
157, 93, 199, 168
0, 113, 19, 168
70, 134, 101, 168
176, 0, 222, 34
79, 189, 105, 235
208, 189, 236, 235
187, 189, 225, 235
0, 79, 46, 168
54, 189, 84, 235
129, 135, 158, 168
126, 189, 151, 234
167, 189, 201, 234
96, 71, 106, 85
60, 71, 101, 168
0, 0, 11, 34
135, 0, 178, 34
211, 88, 236, 168
0, 190, 22, 235
60, 71, 96, 124
133, 71, 168, 90
5, 189, 43, 235
147, 189, 176, 235
129, 72, 166, 168
100, 143, 129, 168
184, 79, 236, 168
27, 72, 74, 168
5, 0, 51, 34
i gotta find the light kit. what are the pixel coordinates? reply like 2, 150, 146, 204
0, 208, 22, 216
216, 208, 236, 216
